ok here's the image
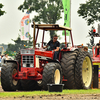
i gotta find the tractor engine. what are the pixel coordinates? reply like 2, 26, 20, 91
15, 49, 53, 81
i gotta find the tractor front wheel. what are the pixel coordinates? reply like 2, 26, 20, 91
1, 63, 19, 91
42, 63, 62, 90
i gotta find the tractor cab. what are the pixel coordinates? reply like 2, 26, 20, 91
31, 23, 75, 61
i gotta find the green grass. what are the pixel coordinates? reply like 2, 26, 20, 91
0, 89, 100, 97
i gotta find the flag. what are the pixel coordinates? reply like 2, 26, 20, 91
20, 10, 30, 40
62, 0, 70, 36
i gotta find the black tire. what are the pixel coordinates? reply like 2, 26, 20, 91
42, 63, 62, 90
1, 63, 19, 91
61, 51, 78, 89
75, 51, 93, 89
20, 80, 39, 91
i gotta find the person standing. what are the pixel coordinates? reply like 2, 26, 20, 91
96, 40, 100, 55
1, 54, 9, 66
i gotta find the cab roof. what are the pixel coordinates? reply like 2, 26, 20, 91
32, 24, 72, 31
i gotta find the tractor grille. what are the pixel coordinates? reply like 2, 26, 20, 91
22, 56, 34, 67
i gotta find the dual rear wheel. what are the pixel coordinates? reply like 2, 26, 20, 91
61, 51, 93, 89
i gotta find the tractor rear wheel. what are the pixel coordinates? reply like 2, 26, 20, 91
42, 63, 62, 90
1, 63, 19, 91
61, 51, 78, 89
75, 51, 93, 89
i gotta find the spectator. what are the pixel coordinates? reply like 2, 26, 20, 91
96, 40, 100, 55
1, 54, 9, 66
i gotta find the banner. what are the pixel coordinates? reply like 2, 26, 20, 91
62, 0, 70, 36
20, 11, 30, 40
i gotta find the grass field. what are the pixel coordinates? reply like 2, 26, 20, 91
0, 89, 100, 97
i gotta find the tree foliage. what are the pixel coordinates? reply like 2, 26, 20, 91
18, 0, 63, 39
6, 35, 33, 52
77, 0, 100, 25
87, 26, 95, 47
0, 3, 5, 16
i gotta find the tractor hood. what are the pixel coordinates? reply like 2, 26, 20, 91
20, 48, 53, 60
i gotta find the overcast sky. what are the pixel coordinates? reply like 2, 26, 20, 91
0, 0, 99, 45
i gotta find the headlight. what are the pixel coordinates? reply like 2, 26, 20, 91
23, 63, 26, 67
30, 64, 34, 67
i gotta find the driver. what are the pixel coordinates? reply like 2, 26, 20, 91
43, 35, 60, 60
96, 40, 100, 55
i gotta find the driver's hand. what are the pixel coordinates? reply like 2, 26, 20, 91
43, 46, 46, 49
97, 46, 100, 48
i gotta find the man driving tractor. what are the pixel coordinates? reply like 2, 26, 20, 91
43, 35, 60, 60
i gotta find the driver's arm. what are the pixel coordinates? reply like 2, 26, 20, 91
54, 47, 60, 51
97, 45, 100, 48
96, 44, 100, 48
43, 40, 51, 49
43, 45, 49, 49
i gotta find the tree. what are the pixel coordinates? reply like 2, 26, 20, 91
18, 0, 63, 39
0, 3, 5, 16
77, 0, 100, 25
6, 35, 33, 52
87, 26, 95, 47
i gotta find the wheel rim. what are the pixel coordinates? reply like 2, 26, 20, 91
82, 56, 92, 88
54, 69, 60, 84
12, 69, 18, 86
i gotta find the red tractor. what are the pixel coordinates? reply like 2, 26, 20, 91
92, 37, 100, 88
1, 22, 93, 91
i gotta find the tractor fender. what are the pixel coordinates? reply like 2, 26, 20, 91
4, 60, 19, 65
70, 47, 79, 52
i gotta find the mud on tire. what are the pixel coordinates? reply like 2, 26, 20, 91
1, 63, 19, 91
42, 63, 62, 90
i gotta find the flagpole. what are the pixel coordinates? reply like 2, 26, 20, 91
33, 21, 35, 49
69, 0, 71, 46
